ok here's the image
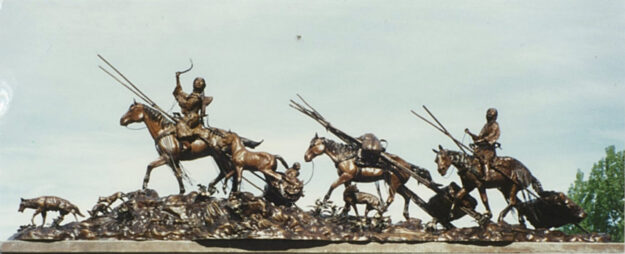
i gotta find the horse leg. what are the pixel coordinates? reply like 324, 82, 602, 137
261, 168, 283, 181
478, 187, 492, 219
498, 184, 519, 223
385, 174, 402, 209
324, 173, 353, 203
171, 161, 185, 194
397, 188, 411, 220
143, 156, 168, 190
234, 166, 244, 194
208, 170, 226, 194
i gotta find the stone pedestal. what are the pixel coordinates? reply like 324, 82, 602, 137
1, 240, 623, 253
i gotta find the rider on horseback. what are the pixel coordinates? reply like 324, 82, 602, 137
173, 72, 213, 151
465, 108, 500, 182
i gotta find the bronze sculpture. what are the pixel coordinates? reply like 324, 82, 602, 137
18, 196, 84, 226
342, 184, 385, 220
304, 134, 428, 220
9, 56, 604, 243
171, 70, 213, 152
465, 108, 501, 181
88, 192, 126, 217
433, 144, 544, 224
220, 131, 294, 194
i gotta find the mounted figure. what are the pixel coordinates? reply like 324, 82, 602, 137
102, 55, 261, 195
172, 71, 213, 152
465, 108, 500, 181
433, 145, 544, 224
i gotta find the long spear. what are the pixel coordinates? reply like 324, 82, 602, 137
411, 107, 472, 154
413, 106, 540, 199
97, 54, 177, 123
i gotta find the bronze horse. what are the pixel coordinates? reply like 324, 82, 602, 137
120, 102, 256, 194
220, 131, 291, 193
304, 134, 431, 220
433, 145, 544, 224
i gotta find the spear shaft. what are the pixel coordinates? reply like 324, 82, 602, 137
411, 109, 472, 154
98, 54, 177, 123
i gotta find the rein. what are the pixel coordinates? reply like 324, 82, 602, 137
304, 160, 315, 186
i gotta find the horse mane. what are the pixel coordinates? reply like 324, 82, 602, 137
444, 149, 475, 171
322, 138, 358, 160
142, 104, 174, 128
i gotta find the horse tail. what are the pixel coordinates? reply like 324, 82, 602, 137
530, 175, 545, 197
274, 154, 289, 169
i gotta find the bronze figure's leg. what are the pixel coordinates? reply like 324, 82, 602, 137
397, 189, 411, 220
352, 203, 360, 219
40, 211, 47, 227
143, 156, 168, 190
385, 173, 401, 209
172, 161, 185, 194
324, 173, 354, 203
234, 166, 244, 194
31, 209, 41, 226
478, 187, 492, 219
498, 184, 519, 223
450, 187, 469, 217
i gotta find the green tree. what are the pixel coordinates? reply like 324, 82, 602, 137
561, 146, 624, 242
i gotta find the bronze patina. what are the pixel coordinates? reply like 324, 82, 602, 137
18, 196, 84, 227
9, 58, 604, 244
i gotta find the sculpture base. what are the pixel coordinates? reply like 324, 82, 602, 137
1, 240, 623, 253
10, 189, 609, 242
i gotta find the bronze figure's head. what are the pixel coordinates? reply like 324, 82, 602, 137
486, 108, 497, 121
193, 77, 206, 92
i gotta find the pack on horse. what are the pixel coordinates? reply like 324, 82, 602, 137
433, 145, 544, 224
304, 134, 432, 220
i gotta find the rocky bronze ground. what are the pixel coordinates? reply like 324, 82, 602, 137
11, 190, 608, 242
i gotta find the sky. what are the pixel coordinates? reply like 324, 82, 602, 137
0, 0, 623, 240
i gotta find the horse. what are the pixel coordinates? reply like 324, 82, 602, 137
433, 145, 544, 224
220, 131, 291, 194
119, 101, 258, 194
304, 134, 432, 220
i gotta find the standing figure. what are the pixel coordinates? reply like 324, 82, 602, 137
465, 108, 500, 181
173, 72, 213, 150
342, 184, 385, 220
18, 196, 84, 226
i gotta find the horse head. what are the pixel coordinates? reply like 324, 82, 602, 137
304, 133, 325, 162
120, 101, 144, 126
433, 145, 452, 176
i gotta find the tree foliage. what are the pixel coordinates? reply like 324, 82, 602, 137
561, 146, 624, 242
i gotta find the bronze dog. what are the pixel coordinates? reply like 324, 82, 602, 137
19, 196, 84, 226
343, 184, 385, 219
